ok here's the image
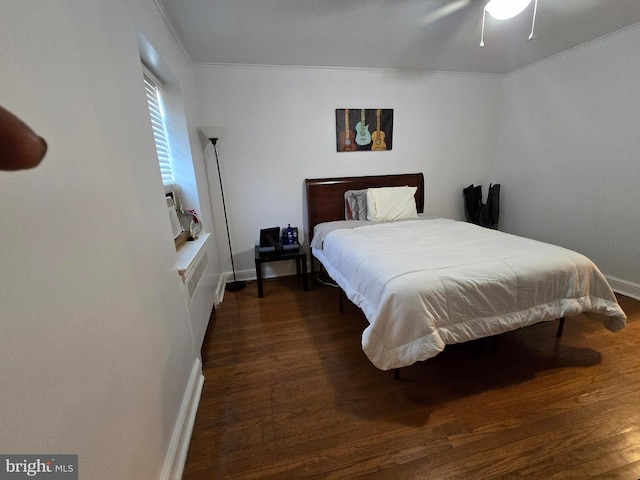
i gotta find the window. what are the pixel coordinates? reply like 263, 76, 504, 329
140, 58, 201, 248
143, 70, 174, 185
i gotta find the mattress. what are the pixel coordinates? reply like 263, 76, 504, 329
311, 217, 627, 370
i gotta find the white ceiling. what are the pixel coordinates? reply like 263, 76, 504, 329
157, 0, 640, 75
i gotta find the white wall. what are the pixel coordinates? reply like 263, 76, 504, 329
0, 1, 216, 478
493, 25, 640, 294
193, 65, 503, 277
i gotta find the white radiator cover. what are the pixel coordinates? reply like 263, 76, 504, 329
177, 234, 216, 348
187, 252, 208, 298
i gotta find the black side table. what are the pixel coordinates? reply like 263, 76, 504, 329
254, 246, 308, 298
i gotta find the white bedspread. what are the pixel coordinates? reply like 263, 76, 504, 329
312, 218, 627, 370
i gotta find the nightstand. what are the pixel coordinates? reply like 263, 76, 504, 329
254, 246, 308, 298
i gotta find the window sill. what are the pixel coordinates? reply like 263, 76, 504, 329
177, 232, 210, 283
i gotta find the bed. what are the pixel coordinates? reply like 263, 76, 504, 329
305, 173, 627, 371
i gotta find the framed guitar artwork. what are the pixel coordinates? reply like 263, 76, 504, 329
336, 108, 393, 152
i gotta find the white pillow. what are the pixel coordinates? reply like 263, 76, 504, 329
366, 186, 418, 222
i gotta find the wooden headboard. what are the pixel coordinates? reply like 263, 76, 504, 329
305, 173, 424, 244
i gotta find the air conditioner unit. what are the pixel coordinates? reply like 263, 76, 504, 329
165, 184, 183, 239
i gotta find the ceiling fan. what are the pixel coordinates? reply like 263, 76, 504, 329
423, 0, 539, 46
480, 0, 539, 46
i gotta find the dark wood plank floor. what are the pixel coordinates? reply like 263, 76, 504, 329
183, 274, 640, 479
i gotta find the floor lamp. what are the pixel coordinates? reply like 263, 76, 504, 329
199, 128, 246, 291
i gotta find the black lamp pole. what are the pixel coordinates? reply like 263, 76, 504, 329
209, 138, 246, 291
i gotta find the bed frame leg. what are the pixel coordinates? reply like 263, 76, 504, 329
556, 317, 565, 337
394, 368, 400, 380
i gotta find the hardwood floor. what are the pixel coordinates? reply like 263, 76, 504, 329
183, 275, 640, 479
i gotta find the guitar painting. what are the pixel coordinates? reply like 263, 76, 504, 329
355, 109, 371, 146
336, 108, 392, 152
337, 109, 355, 152
371, 109, 386, 151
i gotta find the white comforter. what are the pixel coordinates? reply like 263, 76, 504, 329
311, 217, 627, 370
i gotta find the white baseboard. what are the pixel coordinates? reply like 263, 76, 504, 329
161, 357, 205, 480
606, 275, 640, 301
218, 252, 313, 293
222, 264, 306, 284
222, 268, 256, 283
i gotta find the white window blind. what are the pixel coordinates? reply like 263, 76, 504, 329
143, 72, 174, 185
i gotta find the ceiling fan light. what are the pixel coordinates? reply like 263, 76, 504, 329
485, 0, 532, 20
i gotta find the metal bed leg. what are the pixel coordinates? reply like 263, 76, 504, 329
556, 317, 565, 337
